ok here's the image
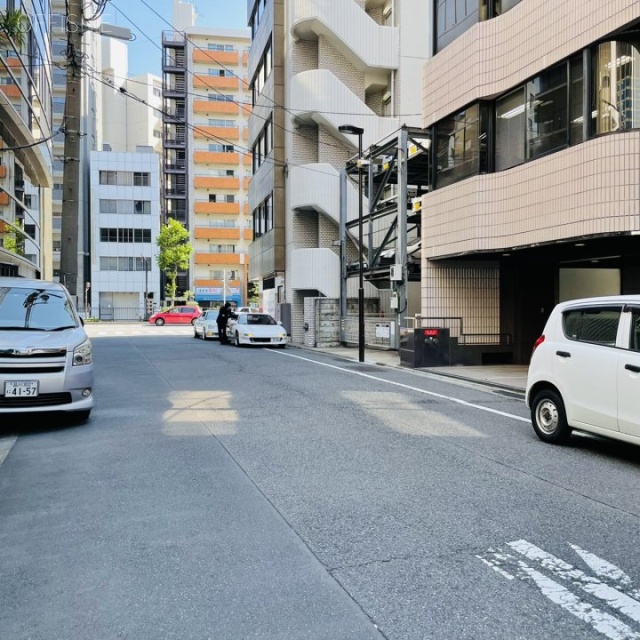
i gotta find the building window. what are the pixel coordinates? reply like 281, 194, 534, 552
436, 0, 522, 53
208, 119, 235, 127
592, 39, 640, 135
570, 55, 584, 145
251, 38, 272, 105
207, 44, 235, 51
252, 116, 273, 171
496, 88, 526, 171
208, 143, 235, 152
434, 103, 488, 189
133, 172, 150, 186
99, 199, 118, 213
134, 200, 151, 214
252, 193, 272, 238
100, 228, 151, 243
526, 64, 568, 160
99, 199, 151, 214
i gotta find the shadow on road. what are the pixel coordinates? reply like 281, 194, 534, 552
0, 411, 91, 437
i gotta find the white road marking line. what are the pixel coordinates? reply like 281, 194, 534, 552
521, 565, 640, 640
571, 545, 640, 598
273, 350, 529, 423
0, 436, 17, 467
480, 541, 640, 640
508, 540, 640, 624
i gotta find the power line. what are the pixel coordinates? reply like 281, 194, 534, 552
82, 63, 347, 181
110, 1, 417, 149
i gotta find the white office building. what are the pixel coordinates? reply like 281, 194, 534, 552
89, 150, 161, 320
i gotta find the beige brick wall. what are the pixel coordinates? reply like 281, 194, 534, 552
422, 132, 640, 258
423, 0, 640, 126
422, 261, 500, 338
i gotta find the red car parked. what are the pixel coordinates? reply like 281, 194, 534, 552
148, 305, 202, 326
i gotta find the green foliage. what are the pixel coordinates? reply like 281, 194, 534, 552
247, 281, 260, 303
156, 218, 193, 307
0, 9, 28, 50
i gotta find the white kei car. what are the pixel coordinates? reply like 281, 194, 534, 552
193, 309, 220, 340
227, 312, 288, 348
526, 295, 640, 446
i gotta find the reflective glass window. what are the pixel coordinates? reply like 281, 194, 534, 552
526, 64, 568, 160
592, 39, 640, 135
435, 103, 487, 189
496, 88, 525, 171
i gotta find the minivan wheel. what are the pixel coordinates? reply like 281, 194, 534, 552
531, 389, 571, 444
155, 318, 165, 326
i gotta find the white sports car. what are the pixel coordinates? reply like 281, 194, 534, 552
193, 309, 219, 340
228, 312, 288, 348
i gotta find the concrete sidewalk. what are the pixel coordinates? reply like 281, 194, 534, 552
294, 345, 528, 394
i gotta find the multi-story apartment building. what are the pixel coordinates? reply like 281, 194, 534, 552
100, 37, 163, 154
246, 0, 429, 340
0, 1, 53, 278
162, 1, 252, 308
420, 1, 640, 365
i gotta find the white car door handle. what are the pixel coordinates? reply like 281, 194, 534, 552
556, 350, 571, 358
625, 364, 640, 373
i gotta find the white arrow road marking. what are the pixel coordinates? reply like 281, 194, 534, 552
479, 541, 640, 640
571, 545, 640, 600
508, 540, 640, 624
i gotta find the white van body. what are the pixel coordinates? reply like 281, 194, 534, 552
525, 295, 640, 446
0, 277, 94, 421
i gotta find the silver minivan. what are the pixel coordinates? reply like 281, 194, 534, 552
0, 277, 94, 422
526, 295, 640, 446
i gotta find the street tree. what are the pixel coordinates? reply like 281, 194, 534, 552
156, 219, 193, 307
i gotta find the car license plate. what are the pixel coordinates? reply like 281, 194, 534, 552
4, 381, 39, 397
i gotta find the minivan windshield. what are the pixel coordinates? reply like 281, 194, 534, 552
0, 286, 77, 331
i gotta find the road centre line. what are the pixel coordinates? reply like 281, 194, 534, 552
273, 350, 529, 423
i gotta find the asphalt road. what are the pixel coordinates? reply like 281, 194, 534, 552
1, 325, 639, 640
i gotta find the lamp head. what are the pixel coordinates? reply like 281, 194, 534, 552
338, 125, 364, 136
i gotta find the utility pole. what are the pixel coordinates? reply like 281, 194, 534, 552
60, 0, 83, 300
59, 4, 132, 302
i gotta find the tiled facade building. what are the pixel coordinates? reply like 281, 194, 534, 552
421, 0, 640, 364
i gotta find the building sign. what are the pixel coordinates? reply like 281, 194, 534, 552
194, 287, 241, 303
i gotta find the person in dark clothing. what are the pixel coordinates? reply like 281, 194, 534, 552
216, 302, 236, 344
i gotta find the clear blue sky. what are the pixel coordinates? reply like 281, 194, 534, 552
106, 0, 249, 77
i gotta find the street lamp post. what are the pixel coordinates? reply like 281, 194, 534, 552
338, 124, 365, 363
